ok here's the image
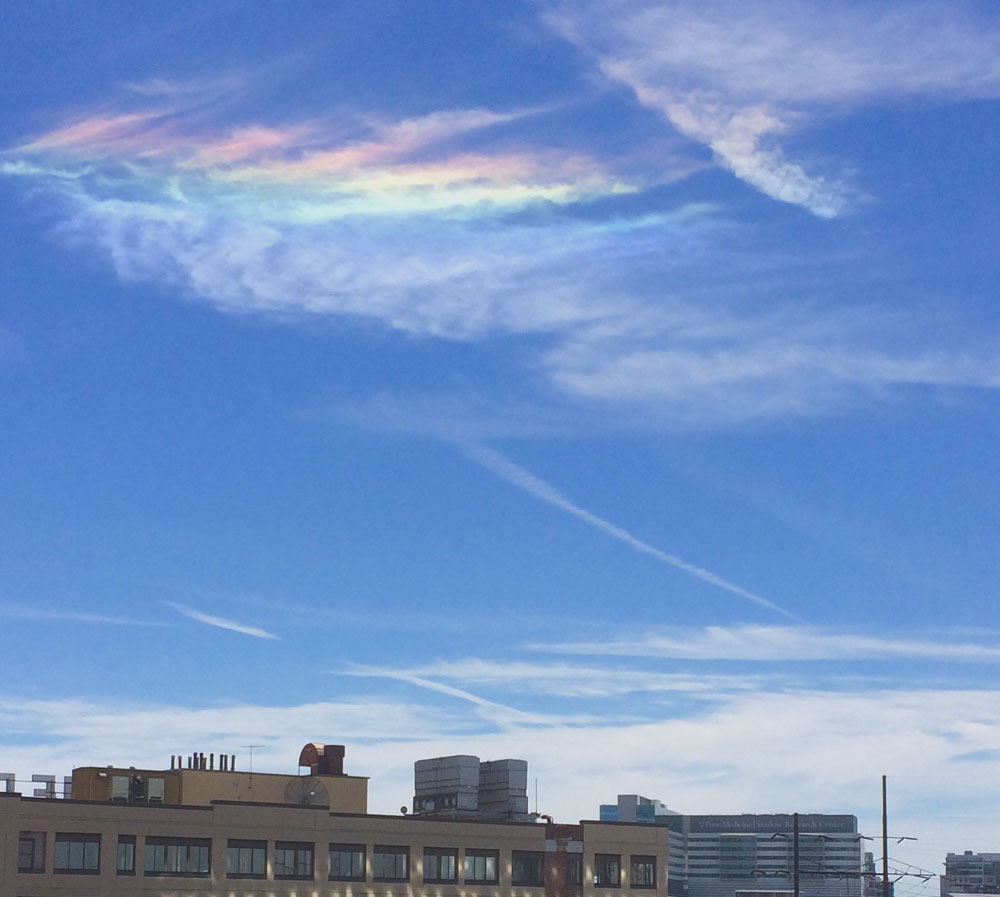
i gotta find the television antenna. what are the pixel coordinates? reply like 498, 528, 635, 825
243, 744, 263, 789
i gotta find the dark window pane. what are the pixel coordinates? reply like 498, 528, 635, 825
275, 842, 314, 880
117, 836, 136, 875
227, 840, 266, 879
425, 848, 458, 882
144, 837, 211, 876
595, 853, 621, 887
374, 845, 409, 881
512, 850, 545, 886
330, 844, 366, 881
465, 849, 499, 882
631, 856, 656, 888
566, 854, 583, 885
54, 833, 100, 874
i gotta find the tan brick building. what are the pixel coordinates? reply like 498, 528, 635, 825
1, 744, 669, 897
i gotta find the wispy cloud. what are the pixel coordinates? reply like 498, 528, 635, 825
4, 88, 1000, 426
166, 602, 279, 640
463, 442, 798, 620
0, 601, 168, 627
542, 304, 1000, 423
345, 666, 564, 726
120, 73, 246, 100
7, 102, 636, 218
531, 623, 1000, 663
544, 0, 1000, 216
347, 657, 780, 699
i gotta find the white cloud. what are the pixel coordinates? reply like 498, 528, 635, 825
166, 601, 279, 640
543, 305, 1000, 423
42, 188, 1000, 426
52, 194, 649, 339
0, 695, 466, 781
545, 0, 1000, 215
0, 601, 168, 627
346, 657, 779, 699
531, 624, 1000, 663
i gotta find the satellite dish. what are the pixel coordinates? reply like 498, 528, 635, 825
284, 777, 329, 806
401, 806, 408, 815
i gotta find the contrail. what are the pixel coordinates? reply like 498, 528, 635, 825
346, 665, 537, 722
462, 443, 798, 621
166, 601, 280, 640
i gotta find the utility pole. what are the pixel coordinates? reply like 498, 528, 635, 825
882, 775, 889, 897
793, 812, 800, 897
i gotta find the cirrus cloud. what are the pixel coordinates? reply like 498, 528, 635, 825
544, 0, 1000, 216
3, 67, 1000, 428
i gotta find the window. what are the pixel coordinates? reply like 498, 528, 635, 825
117, 836, 136, 875
512, 850, 545, 886
566, 854, 583, 885
147, 776, 165, 802
17, 831, 45, 872
145, 837, 211, 876
373, 845, 409, 881
594, 853, 621, 887
110, 775, 129, 801
227, 840, 266, 879
275, 841, 314, 880
631, 856, 657, 888
54, 833, 100, 873
719, 835, 756, 879
465, 849, 499, 883
424, 847, 458, 882
330, 843, 366, 881
734, 891, 794, 897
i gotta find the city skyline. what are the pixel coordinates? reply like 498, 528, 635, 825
2, 2, 1000, 891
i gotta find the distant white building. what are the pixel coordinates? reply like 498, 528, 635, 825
941, 852, 1000, 897
600, 796, 863, 897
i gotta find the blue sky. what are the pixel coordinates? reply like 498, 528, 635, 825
2, 0, 1000, 885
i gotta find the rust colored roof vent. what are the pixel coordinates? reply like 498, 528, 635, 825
299, 743, 346, 776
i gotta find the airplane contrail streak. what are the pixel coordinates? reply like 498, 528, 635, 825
462, 443, 799, 621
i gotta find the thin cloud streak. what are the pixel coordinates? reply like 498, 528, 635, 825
0, 602, 169, 627
531, 624, 1000, 663
166, 602, 279, 640
462, 443, 798, 620
121, 73, 247, 99
346, 666, 546, 725
346, 658, 781, 699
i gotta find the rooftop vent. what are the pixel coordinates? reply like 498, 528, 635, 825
298, 743, 345, 776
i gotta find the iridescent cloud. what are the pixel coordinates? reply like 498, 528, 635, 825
4, 94, 998, 425
9, 103, 642, 221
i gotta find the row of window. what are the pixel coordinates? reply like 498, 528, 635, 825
596, 854, 657, 888
17, 831, 654, 887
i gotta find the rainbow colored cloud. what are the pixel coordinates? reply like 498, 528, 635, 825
8, 104, 647, 222
7, 95, 986, 425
